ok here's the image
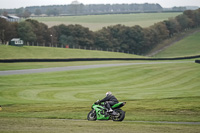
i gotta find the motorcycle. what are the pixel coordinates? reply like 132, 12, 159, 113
87, 100, 126, 121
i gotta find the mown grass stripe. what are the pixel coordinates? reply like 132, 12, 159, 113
0, 61, 199, 122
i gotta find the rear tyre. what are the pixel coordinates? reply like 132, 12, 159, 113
112, 109, 125, 121
87, 110, 97, 121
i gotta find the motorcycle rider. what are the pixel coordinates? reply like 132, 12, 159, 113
98, 91, 119, 112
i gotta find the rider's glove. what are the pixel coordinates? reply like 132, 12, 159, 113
96, 100, 100, 104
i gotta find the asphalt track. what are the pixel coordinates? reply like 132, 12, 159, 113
0, 61, 193, 76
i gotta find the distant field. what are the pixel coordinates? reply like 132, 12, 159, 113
32, 12, 181, 31
153, 31, 200, 57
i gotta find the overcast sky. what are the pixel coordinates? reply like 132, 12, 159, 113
0, 0, 200, 9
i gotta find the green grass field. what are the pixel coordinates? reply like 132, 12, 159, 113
0, 60, 200, 132
0, 45, 141, 59
0, 46, 200, 132
153, 31, 200, 57
1, 118, 199, 133
0, 61, 200, 121
33, 12, 181, 31
0, 45, 144, 70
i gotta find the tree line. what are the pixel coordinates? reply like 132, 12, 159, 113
0, 3, 163, 17
1, 9, 200, 55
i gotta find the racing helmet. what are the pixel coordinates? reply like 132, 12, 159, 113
106, 91, 112, 96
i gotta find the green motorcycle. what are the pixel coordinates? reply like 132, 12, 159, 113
87, 101, 126, 121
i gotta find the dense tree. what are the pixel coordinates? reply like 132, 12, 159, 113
0, 18, 8, 43
23, 9, 31, 18
163, 18, 180, 36
17, 21, 36, 42
94, 28, 113, 50
34, 9, 42, 16
0, 18, 18, 44
69, 4, 84, 15
59, 35, 68, 46
65, 24, 95, 47
193, 9, 200, 27
95, 25, 125, 51
143, 27, 157, 50
172, 6, 186, 11
25, 19, 50, 44
128, 25, 145, 54
54, 24, 95, 47
13, 3, 164, 16
184, 9, 200, 27
15, 8, 24, 17
48, 27, 58, 47
1, 8, 200, 55
4, 22, 18, 42
175, 14, 190, 31
15, 8, 31, 18
152, 22, 169, 42
46, 8, 59, 16
95, 24, 145, 54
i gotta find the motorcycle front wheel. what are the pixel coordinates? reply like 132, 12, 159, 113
112, 109, 125, 121
87, 110, 97, 121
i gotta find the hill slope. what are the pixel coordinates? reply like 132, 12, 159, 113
153, 31, 200, 57
0, 45, 141, 59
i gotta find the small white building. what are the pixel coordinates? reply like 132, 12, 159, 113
9, 38, 24, 46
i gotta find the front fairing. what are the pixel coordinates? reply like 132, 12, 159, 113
92, 103, 109, 120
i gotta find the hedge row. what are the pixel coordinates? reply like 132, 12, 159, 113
0, 55, 200, 63
195, 60, 200, 64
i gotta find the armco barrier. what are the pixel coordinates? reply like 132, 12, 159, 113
195, 60, 200, 64
0, 55, 200, 63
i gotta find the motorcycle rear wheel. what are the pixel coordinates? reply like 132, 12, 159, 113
112, 109, 125, 121
87, 110, 97, 121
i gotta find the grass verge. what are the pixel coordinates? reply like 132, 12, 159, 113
0, 118, 199, 133
151, 30, 200, 57
0, 45, 141, 59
